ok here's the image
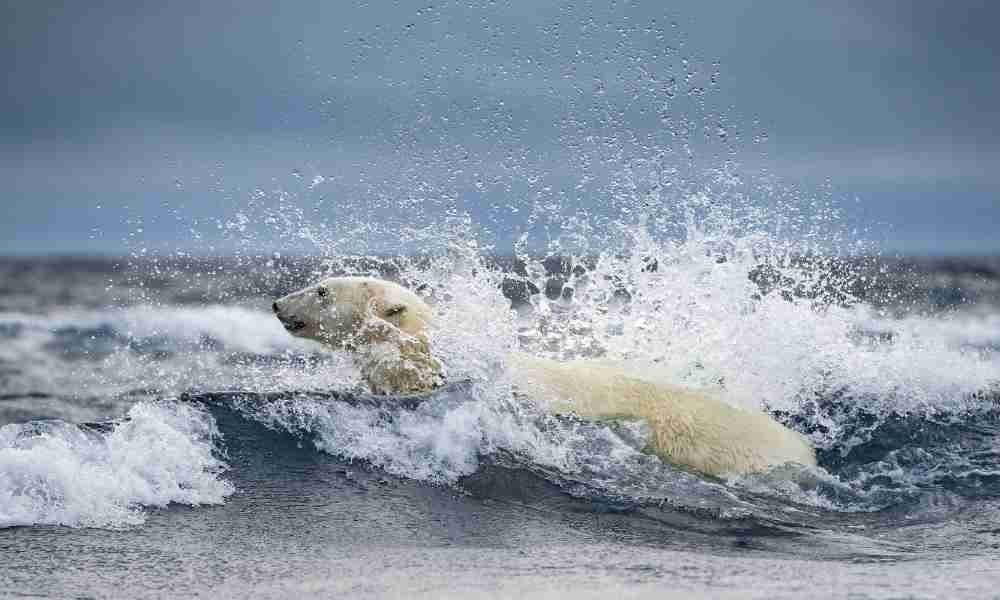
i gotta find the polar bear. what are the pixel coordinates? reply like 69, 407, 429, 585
272, 276, 816, 476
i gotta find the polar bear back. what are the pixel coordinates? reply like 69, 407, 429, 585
274, 275, 816, 477
507, 354, 816, 476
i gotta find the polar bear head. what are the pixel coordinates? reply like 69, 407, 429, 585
272, 276, 433, 350
273, 276, 443, 394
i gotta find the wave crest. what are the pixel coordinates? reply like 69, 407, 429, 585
0, 401, 232, 529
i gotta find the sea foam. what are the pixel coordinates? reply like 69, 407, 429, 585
0, 401, 232, 528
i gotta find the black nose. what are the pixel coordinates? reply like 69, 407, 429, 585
272, 302, 280, 313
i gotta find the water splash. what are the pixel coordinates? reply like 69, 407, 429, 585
91, 1, 998, 514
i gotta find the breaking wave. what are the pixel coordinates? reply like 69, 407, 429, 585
0, 402, 232, 528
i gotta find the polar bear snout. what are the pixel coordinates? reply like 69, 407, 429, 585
272, 295, 312, 334
273, 304, 306, 332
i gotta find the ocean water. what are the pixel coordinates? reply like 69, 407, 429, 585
2, 241, 999, 598
5, 1, 998, 595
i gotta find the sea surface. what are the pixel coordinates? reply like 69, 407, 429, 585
1, 249, 999, 599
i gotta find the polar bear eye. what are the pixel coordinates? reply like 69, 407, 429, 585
316, 287, 328, 298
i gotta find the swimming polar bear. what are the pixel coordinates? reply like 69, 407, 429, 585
272, 276, 816, 476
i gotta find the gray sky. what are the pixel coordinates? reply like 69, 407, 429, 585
2, 0, 998, 255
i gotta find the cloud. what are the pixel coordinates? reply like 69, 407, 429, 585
2, 0, 998, 254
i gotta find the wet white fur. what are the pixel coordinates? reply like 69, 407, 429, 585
274, 277, 816, 476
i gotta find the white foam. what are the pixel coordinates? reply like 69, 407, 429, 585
502, 223, 998, 428
236, 383, 577, 484
0, 401, 233, 529
0, 306, 345, 419
122, 305, 318, 353
0, 305, 317, 354
859, 310, 1000, 351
